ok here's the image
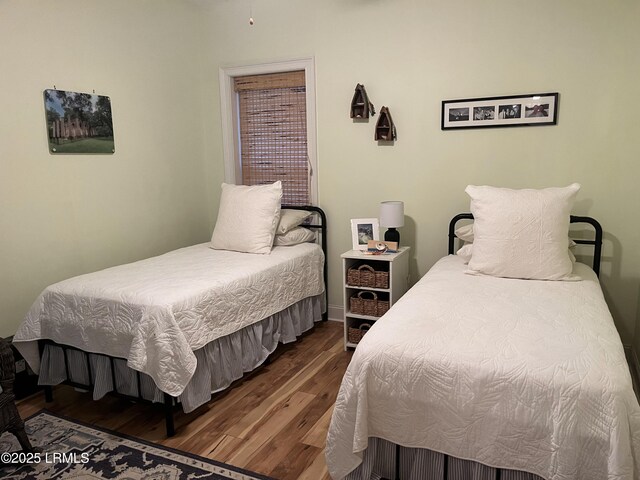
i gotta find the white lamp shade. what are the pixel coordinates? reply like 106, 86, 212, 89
380, 201, 404, 228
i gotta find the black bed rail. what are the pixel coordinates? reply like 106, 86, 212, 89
282, 205, 328, 321
569, 215, 603, 276
448, 213, 603, 276
38, 340, 177, 436
447, 213, 474, 255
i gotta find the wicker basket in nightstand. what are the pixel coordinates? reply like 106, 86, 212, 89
350, 291, 390, 317
347, 264, 389, 289
341, 248, 410, 350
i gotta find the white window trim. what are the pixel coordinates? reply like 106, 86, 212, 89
219, 57, 318, 205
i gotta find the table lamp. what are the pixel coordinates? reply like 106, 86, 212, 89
379, 201, 404, 245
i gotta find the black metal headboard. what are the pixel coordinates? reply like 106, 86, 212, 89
447, 213, 603, 277
282, 205, 328, 320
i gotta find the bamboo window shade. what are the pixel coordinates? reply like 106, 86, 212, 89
235, 71, 309, 205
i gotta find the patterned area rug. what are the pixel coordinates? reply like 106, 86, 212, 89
0, 410, 274, 479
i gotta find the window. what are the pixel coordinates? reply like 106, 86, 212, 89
235, 71, 308, 205
220, 59, 318, 206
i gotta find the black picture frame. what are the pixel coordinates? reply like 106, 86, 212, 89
441, 92, 558, 130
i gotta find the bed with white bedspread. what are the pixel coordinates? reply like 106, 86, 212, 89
327, 255, 640, 480
14, 242, 324, 398
328, 186, 640, 480
13, 200, 327, 436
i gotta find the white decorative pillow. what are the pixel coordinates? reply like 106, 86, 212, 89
457, 225, 577, 247
456, 231, 577, 265
276, 209, 312, 235
457, 240, 576, 265
210, 182, 282, 254
274, 227, 316, 246
454, 224, 474, 243
456, 244, 473, 262
465, 184, 580, 280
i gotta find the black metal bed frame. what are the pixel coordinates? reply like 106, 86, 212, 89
38, 205, 327, 437
383, 213, 604, 480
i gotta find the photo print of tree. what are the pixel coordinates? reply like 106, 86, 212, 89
44, 89, 115, 154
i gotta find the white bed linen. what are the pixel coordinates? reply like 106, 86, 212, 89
326, 255, 640, 480
14, 243, 324, 397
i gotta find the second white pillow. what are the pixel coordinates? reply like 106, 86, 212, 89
276, 209, 312, 235
274, 227, 317, 246
210, 182, 282, 254
465, 183, 580, 280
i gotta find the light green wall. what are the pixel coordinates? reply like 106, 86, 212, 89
202, 0, 640, 344
2, 0, 639, 350
0, 0, 212, 337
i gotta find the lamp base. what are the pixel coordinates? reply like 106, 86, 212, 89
384, 228, 400, 246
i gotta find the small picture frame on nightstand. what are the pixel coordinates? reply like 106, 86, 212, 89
351, 218, 380, 251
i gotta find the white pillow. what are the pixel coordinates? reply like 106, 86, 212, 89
274, 227, 316, 246
276, 209, 312, 235
456, 229, 577, 265
457, 240, 576, 265
210, 182, 282, 254
465, 184, 580, 280
454, 224, 474, 243
456, 243, 473, 262
457, 224, 578, 247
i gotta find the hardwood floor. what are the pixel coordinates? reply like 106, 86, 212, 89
16, 321, 350, 480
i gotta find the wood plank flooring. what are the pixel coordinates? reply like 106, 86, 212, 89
16, 321, 350, 480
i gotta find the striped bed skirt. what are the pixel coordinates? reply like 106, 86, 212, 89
345, 438, 544, 480
36, 294, 323, 413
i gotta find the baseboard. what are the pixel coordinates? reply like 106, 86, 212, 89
328, 304, 343, 322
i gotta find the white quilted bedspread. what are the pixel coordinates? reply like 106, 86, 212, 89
14, 243, 324, 397
326, 255, 640, 480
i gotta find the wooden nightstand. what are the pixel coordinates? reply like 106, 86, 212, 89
341, 247, 410, 350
